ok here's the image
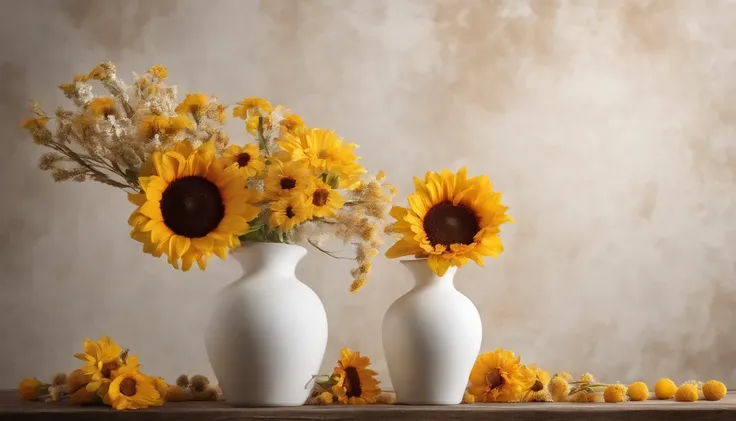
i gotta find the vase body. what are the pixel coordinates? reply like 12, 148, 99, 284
205, 242, 328, 406
382, 260, 482, 405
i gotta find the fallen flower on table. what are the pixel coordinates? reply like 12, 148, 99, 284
308, 348, 382, 405
627, 382, 649, 401
603, 384, 628, 403
675, 383, 699, 402
703, 380, 727, 401
548, 374, 571, 401
654, 378, 677, 399
467, 348, 535, 403
522, 365, 552, 402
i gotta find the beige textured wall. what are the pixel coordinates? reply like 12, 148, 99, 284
1, 0, 735, 389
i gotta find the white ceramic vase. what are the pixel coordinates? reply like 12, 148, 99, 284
204, 242, 328, 406
382, 260, 482, 405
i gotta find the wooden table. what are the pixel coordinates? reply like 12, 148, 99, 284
1, 390, 735, 420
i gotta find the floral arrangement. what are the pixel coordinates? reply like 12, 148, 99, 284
385, 167, 512, 275
21, 62, 395, 291
17, 336, 220, 410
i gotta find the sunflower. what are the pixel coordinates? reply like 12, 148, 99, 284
87, 97, 117, 119
307, 178, 345, 218
74, 336, 124, 382
175, 93, 209, 117
385, 167, 513, 276
278, 128, 365, 188
269, 195, 313, 231
468, 348, 535, 403
128, 140, 262, 271
220, 143, 265, 177
331, 348, 381, 405
263, 159, 313, 200
270, 105, 307, 139
107, 363, 163, 410
523, 365, 552, 402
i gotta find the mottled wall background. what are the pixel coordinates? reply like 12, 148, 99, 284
1, 0, 735, 389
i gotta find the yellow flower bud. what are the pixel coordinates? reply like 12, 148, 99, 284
604, 384, 627, 403
627, 382, 649, 401
654, 378, 677, 399
17, 377, 44, 400
675, 383, 699, 402
702, 380, 727, 401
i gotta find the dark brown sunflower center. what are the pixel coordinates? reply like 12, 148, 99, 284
313, 189, 329, 207
120, 378, 137, 397
423, 201, 479, 246
100, 361, 120, 379
487, 368, 505, 390
160, 176, 225, 238
285, 206, 295, 219
236, 152, 251, 167
344, 367, 362, 398
102, 107, 116, 118
280, 177, 297, 190
531, 379, 544, 392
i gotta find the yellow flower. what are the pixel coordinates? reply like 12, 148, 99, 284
87, 97, 117, 118
702, 380, 727, 401
269, 195, 313, 231
603, 384, 627, 403
66, 369, 89, 393
233, 97, 272, 120
627, 382, 649, 401
128, 141, 262, 271
150, 376, 168, 396
674, 383, 699, 402
221, 143, 265, 178
554, 372, 574, 381
264, 159, 313, 200
331, 348, 381, 405
20, 116, 49, 130
654, 378, 677, 399
462, 391, 475, 404
580, 373, 595, 383
164, 385, 189, 402
570, 391, 604, 403
316, 391, 335, 405
271, 105, 307, 138
17, 377, 45, 400
307, 178, 345, 218
386, 167, 513, 276
278, 128, 365, 188
548, 376, 570, 402
107, 364, 164, 410
468, 348, 535, 403
522, 365, 551, 402
69, 387, 96, 406
139, 115, 194, 140
176, 93, 209, 117
148, 64, 168, 80
74, 336, 124, 382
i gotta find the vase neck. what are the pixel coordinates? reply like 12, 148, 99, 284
230, 242, 307, 278
401, 260, 457, 289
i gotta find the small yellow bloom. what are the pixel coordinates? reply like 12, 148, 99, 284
654, 378, 677, 399
467, 348, 535, 403
74, 336, 124, 381
148, 64, 168, 80
87, 97, 117, 118
151, 376, 168, 396
702, 380, 727, 401
579, 373, 595, 383
221, 143, 266, 178
269, 195, 313, 232
233, 97, 272, 120
307, 178, 345, 218
17, 377, 44, 400
164, 385, 189, 402
548, 376, 570, 402
554, 372, 574, 381
176, 93, 209, 117
20, 116, 49, 130
522, 365, 551, 402
107, 364, 164, 410
316, 391, 335, 405
603, 384, 627, 403
331, 348, 382, 404
462, 391, 475, 404
264, 159, 313, 200
675, 383, 699, 402
627, 382, 649, 401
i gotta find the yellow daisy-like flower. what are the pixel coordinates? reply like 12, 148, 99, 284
148, 64, 168, 80
87, 97, 117, 118
468, 348, 535, 403
139, 115, 194, 140
386, 167, 513, 276
107, 364, 163, 410
175, 93, 209, 117
331, 348, 381, 405
523, 365, 552, 402
268, 195, 313, 231
221, 143, 265, 178
264, 159, 313, 200
270, 105, 307, 139
278, 128, 365, 188
233, 97, 272, 120
307, 178, 345, 218
74, 336, 124, 382
128, 140, 262, 271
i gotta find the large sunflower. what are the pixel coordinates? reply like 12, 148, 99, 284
385, 167, 513, 276
468, 348, 535, 403
331, 348, 381, 405
278, 128, 365, 189
220, 143, 265, 178
128, 140, 262, 271
107, 363, 163, 410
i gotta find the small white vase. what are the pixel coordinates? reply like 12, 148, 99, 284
382, 260, 482, 405
204, 242, 328, 406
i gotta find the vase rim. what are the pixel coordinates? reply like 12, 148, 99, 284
232, 241, 307, 253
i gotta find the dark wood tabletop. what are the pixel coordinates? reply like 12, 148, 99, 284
1, 390, 735, 421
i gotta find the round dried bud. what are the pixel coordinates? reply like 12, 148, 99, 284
189, 375, 210, 392
51, 373, 67, 386
175, 374, 190, 389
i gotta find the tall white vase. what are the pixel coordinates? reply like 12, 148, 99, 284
204, 242, 328, 406
382, 260, 482, 405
